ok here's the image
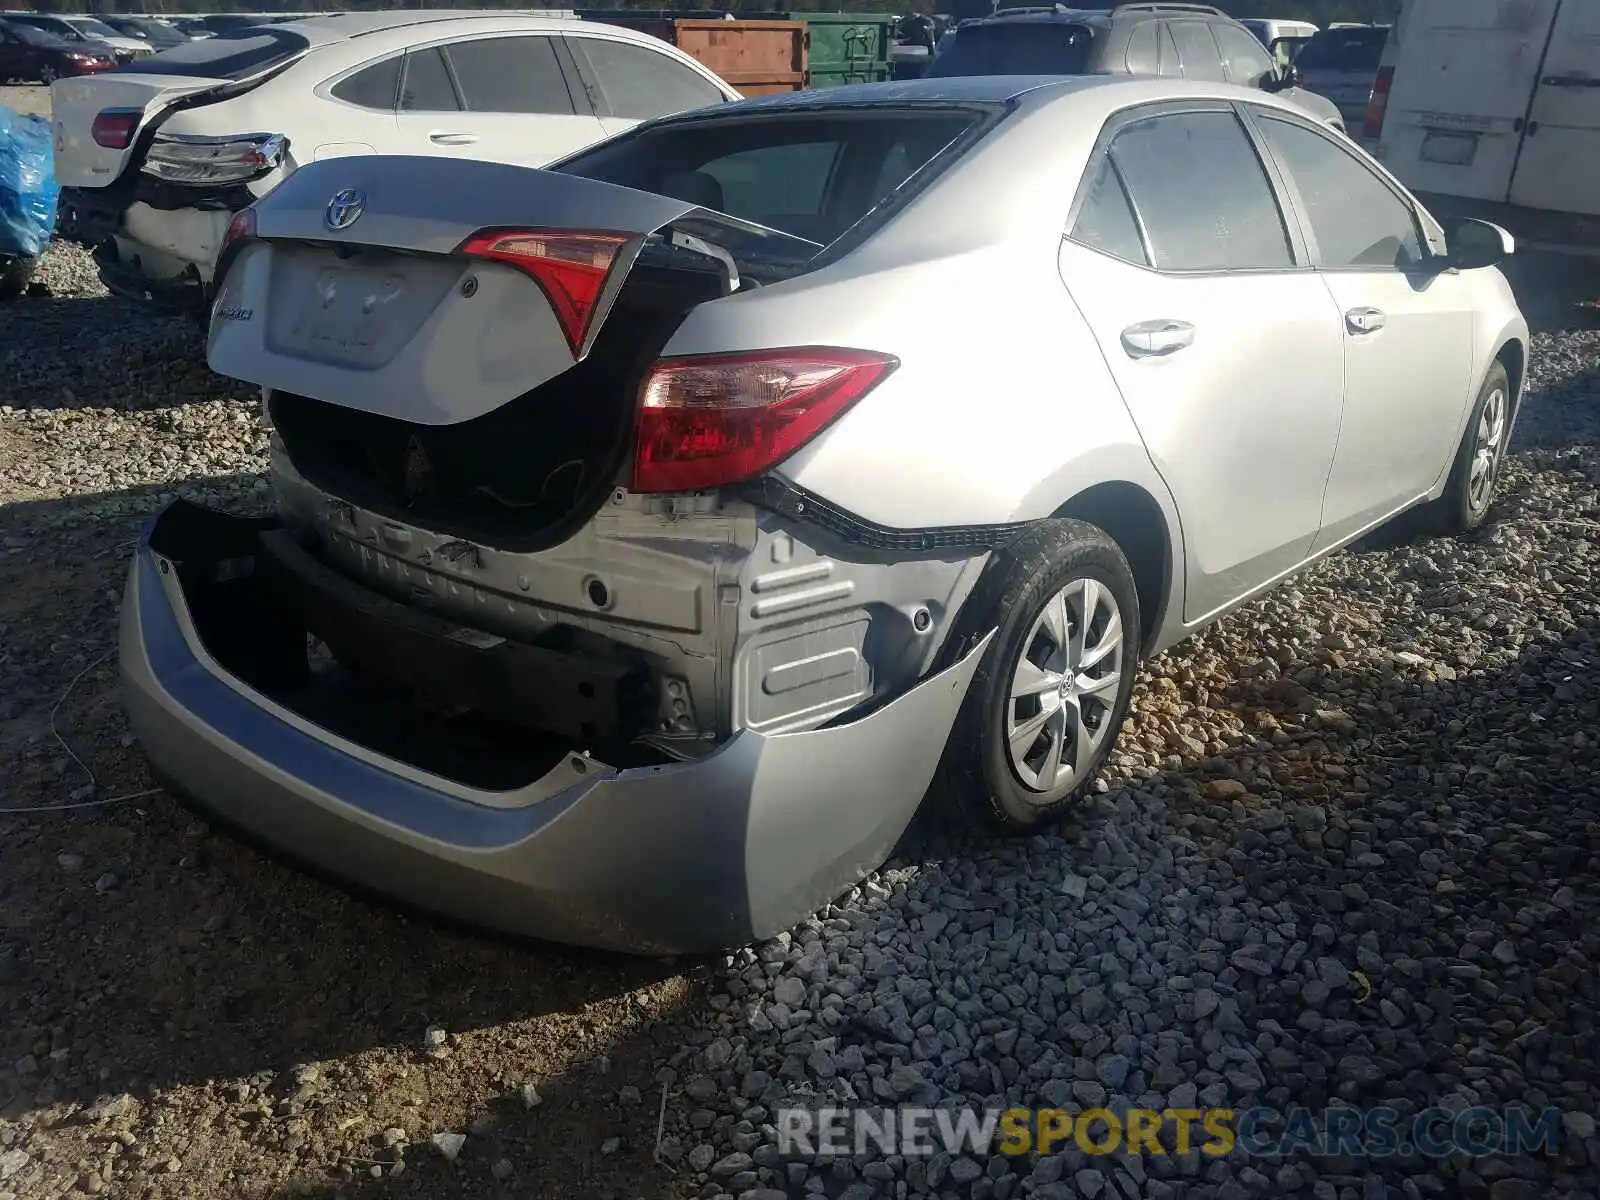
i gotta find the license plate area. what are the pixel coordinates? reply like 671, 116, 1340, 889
265, 245, 460, 370
1420, 130, 1479, 167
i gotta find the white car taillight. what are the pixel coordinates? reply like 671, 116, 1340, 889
140, 132, 287, 186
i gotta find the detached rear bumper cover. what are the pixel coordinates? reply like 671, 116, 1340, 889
120, 505, 990, 954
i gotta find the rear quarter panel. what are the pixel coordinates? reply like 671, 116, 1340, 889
659, 88, 1182, 535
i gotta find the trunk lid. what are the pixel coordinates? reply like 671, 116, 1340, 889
207, 154, 820, 426
51, 72, 228, 187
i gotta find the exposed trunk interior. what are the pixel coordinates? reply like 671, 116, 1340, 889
147, 501, 667, 790
268, 256, 726, 553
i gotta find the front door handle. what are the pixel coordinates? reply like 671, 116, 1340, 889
1121, 319, 1194, 358
1346, 307, 1387, 335
429, 131, 479, 146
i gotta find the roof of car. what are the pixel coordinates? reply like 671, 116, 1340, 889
704, 74, 1100, 114
264, 8, 582, 47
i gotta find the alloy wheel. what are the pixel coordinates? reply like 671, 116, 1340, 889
1005, 577, 1125, 796
1468, 385, 1507, 515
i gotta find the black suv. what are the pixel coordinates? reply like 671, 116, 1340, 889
927, 2, 1346, 132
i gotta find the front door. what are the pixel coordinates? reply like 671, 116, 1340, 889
1509, 0, 1600, 215
1249, 110, 1477, 548
1059, 104, 1346, 623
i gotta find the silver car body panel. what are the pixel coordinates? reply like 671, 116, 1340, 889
121, 538, 994, 953
124, 75, 1529, 950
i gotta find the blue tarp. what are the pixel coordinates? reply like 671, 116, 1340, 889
0, 106, 59, 259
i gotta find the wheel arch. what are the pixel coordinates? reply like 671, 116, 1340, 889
1494, 335, 1527, 423
1051, 480, 1174, 656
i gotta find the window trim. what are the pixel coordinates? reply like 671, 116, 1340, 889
563, 30, 732, 121
1239, 105, 1437, 275
1064, 98, 1312, 278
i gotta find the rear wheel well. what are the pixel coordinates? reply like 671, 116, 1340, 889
1053, 482, 1170, 654
1495, 338, 1526, 420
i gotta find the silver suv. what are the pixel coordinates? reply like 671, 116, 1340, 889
928, 1, 1346, 132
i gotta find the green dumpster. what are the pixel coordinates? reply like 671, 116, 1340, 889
798, 12, 895, 88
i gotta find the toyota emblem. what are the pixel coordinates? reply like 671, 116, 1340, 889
324, 188, 366, 231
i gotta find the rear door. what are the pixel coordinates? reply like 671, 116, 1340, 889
1509, 0, 1600, 215
393, 36, 605, 167
1379, 0, 1559, 202
564, 33, 731, 139
1248, 109, 1476, 546
1058, 102, 1346, 623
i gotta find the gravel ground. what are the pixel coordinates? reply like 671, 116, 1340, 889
1, 240, 1597, 1200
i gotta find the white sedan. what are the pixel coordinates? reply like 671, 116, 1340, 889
51, 11, 738, 312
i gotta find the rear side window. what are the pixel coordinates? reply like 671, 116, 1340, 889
557, 110, 983, 246
331, 56, 401, 111
1071, 157, 1147, 266
1109, 111, 1292, 272
567, 36, 726, 120
1214, 23, 1277, 87
399, 47, 459, 112
1256, 115, 1424, 269
925, 21, 1093, 77
1169, 21, 1226, 81
122, 27, 308, 80
443, 37, 575, 115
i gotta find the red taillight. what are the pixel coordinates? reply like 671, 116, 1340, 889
90, 109, 139, 150
631, 348, 898, 494
1362, 66, 1394, 141
459, 228, 634, 357
220, 207, 256, 256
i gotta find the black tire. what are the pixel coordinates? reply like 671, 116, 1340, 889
1431, 361, 1511, 535
0, 256, 38, 303
936, 519, 1141, 834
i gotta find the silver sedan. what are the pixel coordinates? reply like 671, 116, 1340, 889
122, 75, 1528, 952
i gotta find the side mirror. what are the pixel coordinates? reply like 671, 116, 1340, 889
1266, 62, 1304, 91
1441, 216, 1515, 270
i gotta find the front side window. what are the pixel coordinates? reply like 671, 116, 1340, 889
1169, 20, 1226, 82
1214, 23, 1277, 87
443, 37, 576, 115
567, 36, 726, 120
398, 47, 459, 113
1124, 23, 1160, 74
1109, 110, 1292, 272
1256, 115, 1424, 270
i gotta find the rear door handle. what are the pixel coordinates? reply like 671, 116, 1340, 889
1346, 307, 1387, 335
1121, 319, 1194, 358
428, 132, 479, 146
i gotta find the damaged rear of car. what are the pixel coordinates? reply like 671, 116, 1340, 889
121, 94, 1012, 952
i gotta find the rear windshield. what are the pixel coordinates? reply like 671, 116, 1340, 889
926, 21, 1093, 78
1293, 28, 1385, 71
118, 27, 308, 80
555, 109, 987, 247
